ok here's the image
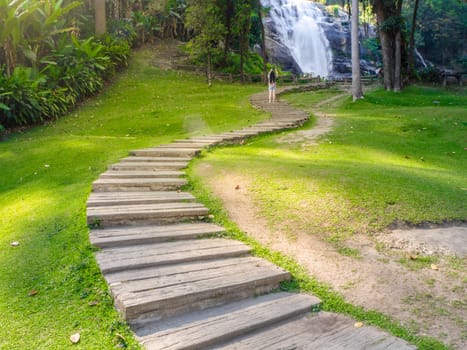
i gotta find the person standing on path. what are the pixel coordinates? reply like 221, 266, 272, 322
268, 67, 278, 103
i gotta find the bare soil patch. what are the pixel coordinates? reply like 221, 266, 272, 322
195, 99, 466, 349
197, 166, 466, 349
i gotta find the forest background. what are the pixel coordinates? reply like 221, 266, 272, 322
0, 0, 466, 131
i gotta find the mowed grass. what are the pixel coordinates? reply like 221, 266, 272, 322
0, 47, 266, 349
194, 86, 466, 245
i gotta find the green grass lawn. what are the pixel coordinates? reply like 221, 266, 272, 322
2, 43, 465, 349
187, 85, 465, 350
0, 47, 266, 349
194, 86, 466, 244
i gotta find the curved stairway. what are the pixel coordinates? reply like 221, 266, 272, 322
87, 86, 416, 349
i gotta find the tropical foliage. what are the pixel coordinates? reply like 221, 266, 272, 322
404, 0, 467, 70
0, 0, 132, 131
184, 0, 266, 82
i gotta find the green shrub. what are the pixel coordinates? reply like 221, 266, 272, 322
98, 34, 131, 73
108, 19, 138, 46
1, 33, 132, 131
42, 36, 108, 101
418, 66, 442, 83
0, 67, 44, 127
132, 11, 162, 44
0, 66, 72, 128
213, 51, 264, 75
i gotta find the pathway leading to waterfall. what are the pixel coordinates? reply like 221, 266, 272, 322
86, 85, 415, 349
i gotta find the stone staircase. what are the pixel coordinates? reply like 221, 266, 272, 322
87, 87, 416, 349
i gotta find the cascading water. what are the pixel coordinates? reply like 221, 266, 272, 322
415, 48, 430, 68
261, 0, 333, 77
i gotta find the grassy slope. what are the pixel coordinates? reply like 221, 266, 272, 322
194, 86, 466, 244
0, 47, 266, 349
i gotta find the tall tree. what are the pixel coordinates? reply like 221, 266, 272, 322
236, 0, 252, 82
406, 0, 420, 77
185, 0, 225, 86
94, 0, 106, 35
393, 0, 403, 91
254, 0, 268, 82
351, 0, 363, 100
372, 0, 406, 91
222, 0, 235, 63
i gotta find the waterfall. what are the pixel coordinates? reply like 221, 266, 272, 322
261, 0, 333, 77
414, 48, 429, 68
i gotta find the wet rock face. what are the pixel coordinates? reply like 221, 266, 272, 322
262, 13, 303, 73
264, 37, 303, 73
332, 57, 377, 76
323, 21, 349, 56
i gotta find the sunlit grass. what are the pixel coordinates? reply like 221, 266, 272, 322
195, 85, 466, 241
0, 46, 266, 349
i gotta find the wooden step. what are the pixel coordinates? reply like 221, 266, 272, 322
87, 191, 195, 207
110, 162, 189, 171
175, 139, 221, 145
270, 115, 308, 121
160, 142, 212, 149
241, 126, 289, 132
131, 148, 201, 157
99, 170, 184, 179
255, 121, 298, 127
92, 178, 187, 192
216, 133, 254, 141
136, 293, 320, 350
87, 202, 209, 227
106, 256, 290, 321
183, 135, 227, 141
216, 312, 416, 350
225, 130, 261, 136
121, 156, 192, 163
220, 131, 261, 138
90, 223, 225, 248
97, 239, 251, 274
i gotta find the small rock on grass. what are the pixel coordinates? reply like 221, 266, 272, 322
10, 241, 19, 246
70, 333, 80, 344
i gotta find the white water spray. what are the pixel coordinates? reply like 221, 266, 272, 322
262, 0, 332, 76
415, 48, 429, 68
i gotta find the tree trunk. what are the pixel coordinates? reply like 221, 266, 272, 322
257, 1, 268, 83
207, 48, 213, 87
94, 0, 106, 35
394, 0, 403, 91
3, 39, 17, 76
374, 0, 394, 91
114, 0, 120, 19
394, 30, 401, 91
240, 45, 245, 83
351, 0, 363, 101
380, 29, 394, 90
362, 0, 368, 37
407, 0, 419, 77
223, 0, 234, 64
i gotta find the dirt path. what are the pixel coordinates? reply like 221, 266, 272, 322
195, 93, 466, 349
